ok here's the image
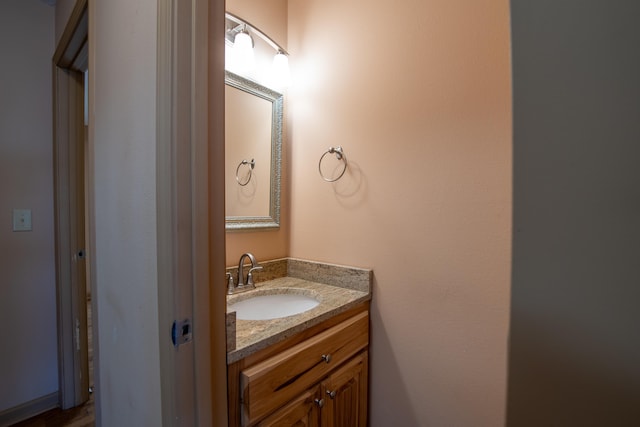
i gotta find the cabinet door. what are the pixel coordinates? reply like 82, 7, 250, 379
321, 351, 368, 427
241, 312, 369, 425
258, 387, 321, 427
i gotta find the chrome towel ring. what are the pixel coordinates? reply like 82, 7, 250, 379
236, 158, 255, 186
318, 146, 347, 182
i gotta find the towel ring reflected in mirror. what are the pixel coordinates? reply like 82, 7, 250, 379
225, 70, 282, 230
236, 158, 255, 186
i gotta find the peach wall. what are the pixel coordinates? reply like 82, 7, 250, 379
0, 0, 57, 413
225, 85, 272, 217
288, 0, 512, 425
225, 0, 290, 267
226, 0, 288, 51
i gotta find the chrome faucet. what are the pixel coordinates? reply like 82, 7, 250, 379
225, 272, 236, 294
238, 253, 262, 287
227, 252, 262, 294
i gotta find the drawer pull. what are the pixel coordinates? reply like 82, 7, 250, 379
315, 398, 325, 408
240, 312, 369, 425
326, 390, 336, 399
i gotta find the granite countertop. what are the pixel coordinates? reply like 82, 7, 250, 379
226, 258, 372, 364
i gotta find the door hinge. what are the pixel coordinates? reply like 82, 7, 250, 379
171, 319, 193, 347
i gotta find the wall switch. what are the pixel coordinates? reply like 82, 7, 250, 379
13, 209, 32, 232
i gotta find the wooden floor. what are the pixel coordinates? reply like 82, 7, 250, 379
12, 298, 95, 427
11, 396, 95, 427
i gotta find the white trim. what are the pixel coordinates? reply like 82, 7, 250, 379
52, 0, 90, 410
0, 392, 58, 426
156, 0, 216, 424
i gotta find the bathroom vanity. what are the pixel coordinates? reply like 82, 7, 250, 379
226, 258, 372, 427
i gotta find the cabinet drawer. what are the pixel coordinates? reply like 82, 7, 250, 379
240, 311, 369, 426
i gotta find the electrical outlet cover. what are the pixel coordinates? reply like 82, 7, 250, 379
13, 209, 32, 232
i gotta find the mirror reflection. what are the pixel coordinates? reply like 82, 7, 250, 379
225, 71, 282, 230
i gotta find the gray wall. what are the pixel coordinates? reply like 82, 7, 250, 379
90, 0, 163, 424
0, 0, 57, 413
508, 1, 640, 425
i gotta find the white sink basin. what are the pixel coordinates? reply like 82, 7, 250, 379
228, 292, 320, 320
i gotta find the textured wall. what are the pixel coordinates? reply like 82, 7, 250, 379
0, 0, 57, 413
288, 0, 512, 425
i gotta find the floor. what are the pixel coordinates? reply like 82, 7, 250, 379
11, 396, 95, 427
12, 297, 95, 427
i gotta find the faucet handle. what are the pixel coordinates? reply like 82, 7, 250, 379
247, 266, 263, 286
226, 272, 236, 294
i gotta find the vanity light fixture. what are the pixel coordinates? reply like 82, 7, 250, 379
225, 12, 291, 89
270, 50, 291, 89
231, 27, 255, 76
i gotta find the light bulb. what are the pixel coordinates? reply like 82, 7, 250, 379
233, 31, 255, 76
270, 51, 291, 90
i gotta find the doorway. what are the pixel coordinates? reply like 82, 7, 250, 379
47, 0, 227, 424
52, 0, 92, 412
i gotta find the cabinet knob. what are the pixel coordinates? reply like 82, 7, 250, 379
321, 354, 332, 363
326, 390, 336, 399
314, 398, 325, 408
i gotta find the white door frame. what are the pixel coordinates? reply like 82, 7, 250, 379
51, 0, 229, 422
52, 0, 90, 410
156, 0, 227, 424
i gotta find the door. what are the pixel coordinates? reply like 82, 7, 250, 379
52, 0, 90, 409
52, 0, 227, 422
321, 351, 369, 427
257, 387, 321, 427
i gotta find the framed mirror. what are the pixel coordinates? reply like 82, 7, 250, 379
225, 70, 283, 230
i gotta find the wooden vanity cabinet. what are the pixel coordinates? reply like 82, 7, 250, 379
320, 351, 368, 427
257, 387, 320, 427
256, 351, 368, 427
228, 304, 369, 427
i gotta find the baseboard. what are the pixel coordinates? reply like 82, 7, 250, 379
0, 392, 58, 426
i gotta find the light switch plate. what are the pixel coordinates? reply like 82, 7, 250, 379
13, 209, 32, 232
